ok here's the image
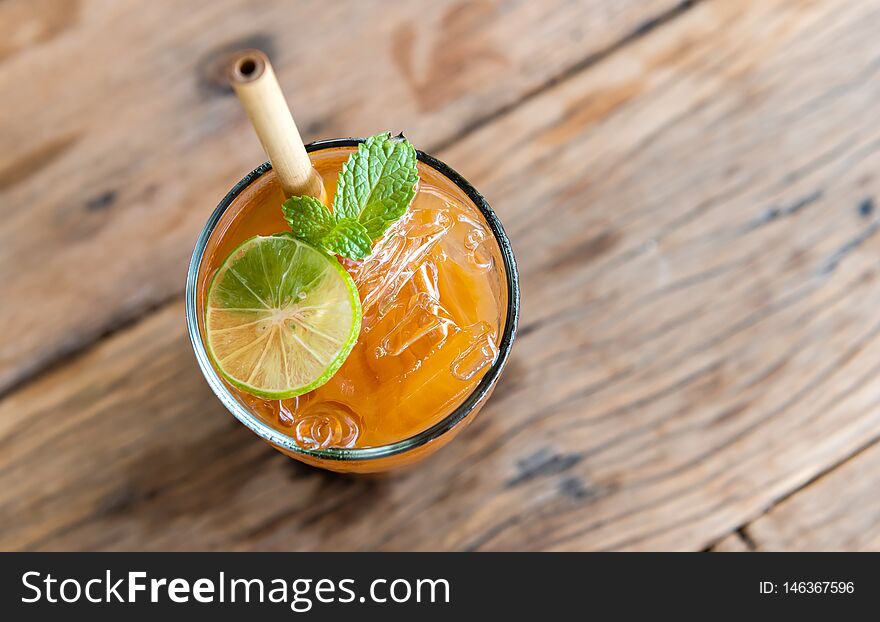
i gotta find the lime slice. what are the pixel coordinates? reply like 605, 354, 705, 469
205, 235, 361, 399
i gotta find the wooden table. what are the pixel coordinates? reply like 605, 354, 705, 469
3, 0, 880, 551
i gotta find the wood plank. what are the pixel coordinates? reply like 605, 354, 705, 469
0, 0, 681, 393
5, 0, 880, 550
731, 443, 880, 551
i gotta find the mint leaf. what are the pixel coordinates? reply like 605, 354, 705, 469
321, 218, 373, 259
282, 195, 334, 246
333, 132, 418, 241
278, 132, 419, 260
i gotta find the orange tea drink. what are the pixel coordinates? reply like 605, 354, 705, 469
187, 135, 519, 472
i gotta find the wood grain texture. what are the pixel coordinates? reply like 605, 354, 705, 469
0, 0, 680, 394
4, 0, 880, 551
712, 532, 752, 552
733, 443, 880, 551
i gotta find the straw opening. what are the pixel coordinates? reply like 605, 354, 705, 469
228, 51, 266, 84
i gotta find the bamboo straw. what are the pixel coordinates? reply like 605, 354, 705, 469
227, 49, 325, 201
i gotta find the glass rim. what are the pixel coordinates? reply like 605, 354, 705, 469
185, 138, 521, 462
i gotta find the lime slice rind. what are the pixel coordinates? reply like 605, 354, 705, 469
205, 235, 361, 399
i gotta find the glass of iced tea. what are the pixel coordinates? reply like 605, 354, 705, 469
186, 138, 519, 472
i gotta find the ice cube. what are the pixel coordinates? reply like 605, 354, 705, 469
351, 202, 453, 331
432, 211, 495, 274
292, 400, 361, 450
377, 291, 458, 357
451, 321, 499, 381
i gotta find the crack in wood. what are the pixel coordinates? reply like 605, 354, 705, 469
706, 433, 880, 552
820, 218, 880, 275
0, 290, 182, 403
506, 448, 583, 488
428, 0, 703, 153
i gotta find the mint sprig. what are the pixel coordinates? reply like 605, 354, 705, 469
280, 196, 372, 258
281, 132, 419, 260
